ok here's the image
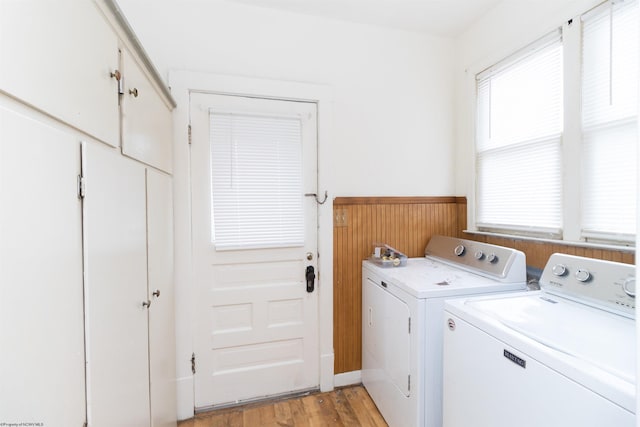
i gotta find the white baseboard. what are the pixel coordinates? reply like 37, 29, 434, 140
333, 370, 362, 387
320, 352, 335, 392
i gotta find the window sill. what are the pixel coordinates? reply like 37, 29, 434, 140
463, 230, 636, 253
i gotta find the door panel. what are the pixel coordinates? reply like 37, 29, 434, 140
0, 105, 86, 425
83, 142, 150, 427
121, 48, 173, 173
362, 277, 410, 396
0, 0, 120, 146
191, 93, 319, 407
146, 169, 177, 427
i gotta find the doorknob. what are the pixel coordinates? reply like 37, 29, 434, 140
305, 265, 316, 293
306, 252, 314, 261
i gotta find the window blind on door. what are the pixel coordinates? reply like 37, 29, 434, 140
581, 0, 638, 242
209, 111, 304, 250
475, 31, 563, 237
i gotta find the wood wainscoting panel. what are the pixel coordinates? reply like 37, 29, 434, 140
332, 197, 463, 374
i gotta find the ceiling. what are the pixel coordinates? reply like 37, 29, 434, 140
224, 0, 503, 37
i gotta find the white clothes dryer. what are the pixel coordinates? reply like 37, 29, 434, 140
443, 253, 636, 427
362, 235, 528, 427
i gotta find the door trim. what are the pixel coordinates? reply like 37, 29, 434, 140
169, 70, 334, 420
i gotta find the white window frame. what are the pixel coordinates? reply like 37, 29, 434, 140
469, 0, 637, 249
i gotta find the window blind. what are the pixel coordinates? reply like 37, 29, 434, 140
209, 112, 304, 250
581, 0, 638, 242
475, 31, 564, 236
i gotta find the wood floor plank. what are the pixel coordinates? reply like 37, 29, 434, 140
273, 400, 294, 427
287, 396, 311, 427
343, 386, 388, 427
301, 393, 342, 427
328, 388, 359, 426
180, 385, 387, 427
243, 404, 276, 426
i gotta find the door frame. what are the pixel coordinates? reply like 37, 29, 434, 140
169, 70, 334, 420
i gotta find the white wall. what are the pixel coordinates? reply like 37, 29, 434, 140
118, 0, 456, 197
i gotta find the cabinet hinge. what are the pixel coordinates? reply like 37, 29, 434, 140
408, 317, 411, 334
191, 352, 196, 374
408, 375, 411, 391
77, 175, 85, 199
188, 124, 192, 145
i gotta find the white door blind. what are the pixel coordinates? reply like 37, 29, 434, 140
475, 31, 563, 236
581, 0, 638, 242
209, 111, 304, 250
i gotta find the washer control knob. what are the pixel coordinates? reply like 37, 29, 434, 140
623, 277, 635, 298
454, 245, 465, 256
552, 264, 567, 276
575, 269, 591, 283
487, 253, 498, 264
474, 251, 485, 260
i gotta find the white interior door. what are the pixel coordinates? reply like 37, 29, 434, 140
83, 142, 150, 427
191, 93, 319, 408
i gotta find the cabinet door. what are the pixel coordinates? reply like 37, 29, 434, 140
146, 169, 177, 427
83, 142, 150, 427
0, 104, 86, 425
0, 0, 120, 147
121, 48, 173, 173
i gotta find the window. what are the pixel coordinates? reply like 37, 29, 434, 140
209, 111, 304, 250
474, 0, 638, 245
581, 0, 638, 242
475, 31, 564, 237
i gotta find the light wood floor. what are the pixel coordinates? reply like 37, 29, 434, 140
178, 385, 388, 427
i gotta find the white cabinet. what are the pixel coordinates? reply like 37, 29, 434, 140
147, 169, 178, 427
0, 1, 175, 172
122, 48, 174, 173
0, 1, 176, 425
0, 0, 120, 147
83, 142, 151, 427
0, 103, 86, 426
82, 143, 176, 427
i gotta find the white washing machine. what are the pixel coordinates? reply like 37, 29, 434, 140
362, 235, 527, 427
443, 253, 636, 427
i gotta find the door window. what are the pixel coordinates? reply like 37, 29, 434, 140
209, 112, 304, 250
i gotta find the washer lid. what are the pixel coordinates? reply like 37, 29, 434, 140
466, 293, 635, 383
365, 258, 526, 299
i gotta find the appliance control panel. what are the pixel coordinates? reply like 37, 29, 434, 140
540, 253, 635, 317
424, 235, 526, 283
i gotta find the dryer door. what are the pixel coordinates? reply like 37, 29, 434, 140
384, 286, 411, 396
363, 276, 411, 397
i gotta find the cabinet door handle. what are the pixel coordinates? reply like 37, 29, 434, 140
129, 87, 139, 97
142, 299, 151, 308
110, 69, 121, 81
152, 289, 161, 298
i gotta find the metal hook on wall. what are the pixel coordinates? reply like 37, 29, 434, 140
305, 190, 328, 205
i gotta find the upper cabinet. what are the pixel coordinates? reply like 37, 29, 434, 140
0, 0, 176, 173
0, 0, 120, 147
122, 47, 174, 173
